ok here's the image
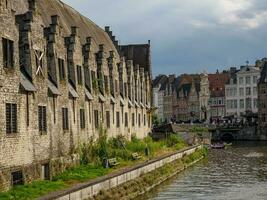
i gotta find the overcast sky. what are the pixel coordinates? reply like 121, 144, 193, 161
62, 0, 267, 76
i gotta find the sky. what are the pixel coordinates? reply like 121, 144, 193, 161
62, 0, 267, 76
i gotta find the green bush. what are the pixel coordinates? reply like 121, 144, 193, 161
166, 134, 185, 148
189, 126, 209, 133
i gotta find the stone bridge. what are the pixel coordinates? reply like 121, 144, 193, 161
210, 126, 259, 141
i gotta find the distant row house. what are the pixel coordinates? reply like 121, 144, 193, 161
225, 65, 260, 117
153, 59, 267, 125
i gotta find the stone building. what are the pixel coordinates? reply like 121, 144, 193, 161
0, 0, 152, 191
258, 61, 267, 140
199, 72, 210, 121
152, 75, 168, 122
225, 65, 260, 117
173, 74, 201, 122
208, 71, 230, 121
163, 75, 177, 122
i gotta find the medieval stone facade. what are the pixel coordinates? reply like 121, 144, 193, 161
0, 0, 152, 191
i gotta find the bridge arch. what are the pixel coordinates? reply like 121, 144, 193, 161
221, 133, 234, 142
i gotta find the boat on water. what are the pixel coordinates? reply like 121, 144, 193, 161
211, 143, 225, 149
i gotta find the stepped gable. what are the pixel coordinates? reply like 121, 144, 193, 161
120, 43, 151, 74
14, 0, 118, 55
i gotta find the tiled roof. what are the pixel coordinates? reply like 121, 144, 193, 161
15, 0, 119, 55
208, 73, 230, 97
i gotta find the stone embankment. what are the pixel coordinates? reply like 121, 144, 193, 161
38, 145, 205, 200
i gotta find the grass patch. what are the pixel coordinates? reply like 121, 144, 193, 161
0, 132, 189, 200
53, 164, 111, 183
0, 181, 67, 200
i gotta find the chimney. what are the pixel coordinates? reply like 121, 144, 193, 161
109, 51, 114, 58
71, 26, 78, 36
51, 15, 59, 25
99, 44, 104, 52
28, 0, 36, 11
114, 40, 118, 47
105, 26, 110, 32
86, 37, 92, 44
168, 74, 176, 83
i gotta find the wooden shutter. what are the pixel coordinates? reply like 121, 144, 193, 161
38, 106, 42, 131
38, 106, 47, 132
43, 106, 47, 132
62, 108, 69, 130
106, 111, 110, 128
125, 113, 128, 127
80, 109, 85, 129
6, 103, 17, 134
6, 103, 11, 134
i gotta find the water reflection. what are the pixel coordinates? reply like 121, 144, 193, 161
139, 142, 267, 200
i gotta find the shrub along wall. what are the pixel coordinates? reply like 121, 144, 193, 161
90, 148, 207, 200
38, 145, 205, 200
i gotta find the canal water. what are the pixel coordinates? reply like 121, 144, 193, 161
139, 142, 267, 200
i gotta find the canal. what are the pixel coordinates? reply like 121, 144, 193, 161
138, 142, 267, 200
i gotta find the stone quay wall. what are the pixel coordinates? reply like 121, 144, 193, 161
38, 145, 203, 200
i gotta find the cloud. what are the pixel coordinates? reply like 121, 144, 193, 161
62, 0, 267, 75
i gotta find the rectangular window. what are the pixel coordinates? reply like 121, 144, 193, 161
77, 65, 83, 85
94, 110, 99, 129
88, 102, 91, 124
239, 77, 243, 85
262, 114, 266, 123
104, 75, 109, 94
138, 114, 141, 127
132, 113, 135, 127
84, 66, 91, 91
253, 76, 258, 84
116, 112, 120, 128
253, 87, 257, 96
38, 106, 47, 133
144, 114, 146, 126
58, 58, 65, 80
125, 113, 128, 127
2, 38, 14, 68
115, 80, 118, 94
246, 76, 251, 85
246, 87, 251, 96
62, 108, 69, 130
91, 71, 97, 93
124, 82, 128, 97
253, 99, 258, 109
6, 103, 17, 134
110, 76, 114, 96
246, 98, 252, 109
11, 171, 23, 186
106, 111, 110, 128
239, 88, 244, 96
41, 163, 50, 180
240, 99, 244, 109
234, 100, 237, 109
80, 109, 85, 129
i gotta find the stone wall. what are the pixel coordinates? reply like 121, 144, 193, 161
0, 0, 152, 191
37, 145, 202, 200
